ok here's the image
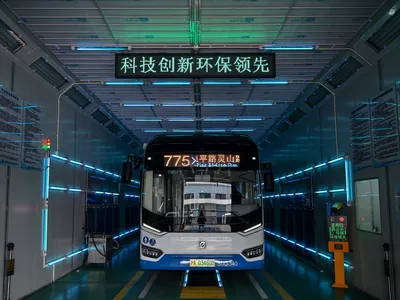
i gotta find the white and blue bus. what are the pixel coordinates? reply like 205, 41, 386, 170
140, 134, 264, 270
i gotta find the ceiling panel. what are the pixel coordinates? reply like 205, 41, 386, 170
4, 0, 386, 144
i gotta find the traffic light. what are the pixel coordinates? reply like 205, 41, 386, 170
42, 138, 51, 150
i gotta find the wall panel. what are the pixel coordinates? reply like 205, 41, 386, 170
262, 43, 400, 299
0, 165, 8, 298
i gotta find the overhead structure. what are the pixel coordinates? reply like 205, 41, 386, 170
1, 0, 393, 145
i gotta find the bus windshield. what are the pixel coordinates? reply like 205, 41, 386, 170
141, 169, 262, 233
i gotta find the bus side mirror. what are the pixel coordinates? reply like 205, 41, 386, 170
121, 162, 133, 184
264, 172, 275, 192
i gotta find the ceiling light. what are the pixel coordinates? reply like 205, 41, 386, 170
202, 129, 226, 132
105, 81, 144, 85
203, 118, 231, 121
389, 8, 396, 15
231, 129, 254, 132
76, 47, 128, 51
135, 118, 161, 121
236, 117, 263, 121
143, 129, 167, 133
123, 103, 154, 107
167, 118, 195, 122
161, 104, 194, 107
263, 46, 315, 50
203, 103, 235, 107
173, 129, 196, 133
152, 81, 191, 85
249, 80, 289, 85
241, 102, 273, 106
203, 81, 242, 85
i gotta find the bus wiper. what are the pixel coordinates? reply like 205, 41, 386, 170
224, 211, 250, 225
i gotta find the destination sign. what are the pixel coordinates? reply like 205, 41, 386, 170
115, 54, 276, 78
164, 154, 240, 168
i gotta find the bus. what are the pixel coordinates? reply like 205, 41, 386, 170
140, 134, 264, 270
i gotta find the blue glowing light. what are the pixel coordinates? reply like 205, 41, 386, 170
152, 81, 191, 85
263, 46, 315, 50
76, 47, 127, 51
202, 129, 226, 132
183, 270, 189, 287
203, 103, 235, 107
249, 80, 289, 85
236, 117, 263, 121
241, 102, 273, 106
135, 118, 162, 122
105, 81, 144, 85
203, 118, 230, 122
51, 154, 67, 161
173, 129, 196, 133
264, 230, 352, 268
123, 103, 154, 107
50, 186, 67, 191
168, 118, 195, 122
42, 208, 48, 252
231, 129, 254, 132
144, 129, 167, 133
203, 81, 242, 85
216, 270, 223, 287
162, 104, 193, 107
70, 160, 83, 166
274, 156, 345, 182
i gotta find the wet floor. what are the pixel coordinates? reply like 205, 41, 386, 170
24, 236, 376, 300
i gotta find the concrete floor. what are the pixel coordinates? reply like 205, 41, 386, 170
23, 236, 376, 300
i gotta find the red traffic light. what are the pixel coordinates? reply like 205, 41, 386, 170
339, 217, 345, 222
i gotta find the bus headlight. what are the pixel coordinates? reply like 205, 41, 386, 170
142, 245, 163, 259
242, 245, 263, 259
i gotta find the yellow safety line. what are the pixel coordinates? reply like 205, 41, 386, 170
181, 286, 226, 299
263, 270, 294, 300
113, 270, 144, 300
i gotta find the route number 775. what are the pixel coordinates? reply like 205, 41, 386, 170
164, 155, 191, 167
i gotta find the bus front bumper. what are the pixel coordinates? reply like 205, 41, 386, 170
140, 254, 264, 270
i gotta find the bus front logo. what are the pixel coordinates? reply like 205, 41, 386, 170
199, 241, 207, 249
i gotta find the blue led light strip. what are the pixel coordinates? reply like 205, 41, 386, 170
263, 188, 346, 198
49, 186, 140, 198
264, 230, 353, 269
50, 154, 140, 185
274, 157, 345, 182
182, 270, 189, 287
46, 228, 139, 267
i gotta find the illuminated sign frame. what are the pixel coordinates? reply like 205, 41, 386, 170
164, 154, 241, 168
115, 53, 276, 78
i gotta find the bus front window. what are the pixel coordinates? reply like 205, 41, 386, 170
142, 169, 262, 233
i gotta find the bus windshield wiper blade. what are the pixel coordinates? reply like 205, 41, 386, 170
224, 210, 250, 225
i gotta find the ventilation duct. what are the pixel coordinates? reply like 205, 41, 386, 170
305, 86, 330, 108
107, 122, 121, 135
0, 19, 25, 52
29, 58, 67, 89
277, 121, 290, 133
326, 56, 362, 88
65, 88, 90, 109
366, 9, 400, 52
288, 108, 305, 124
91, 109, 109, 125
266, 132, 278, 143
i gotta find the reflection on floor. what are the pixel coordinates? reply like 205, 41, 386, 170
23, 236, 377, 300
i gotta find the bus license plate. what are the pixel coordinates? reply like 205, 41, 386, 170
190, 259, 215, 267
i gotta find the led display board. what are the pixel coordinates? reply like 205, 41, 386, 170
328, 215, 348, 242
164, 154, 240, 168
115, 53, 276, 78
